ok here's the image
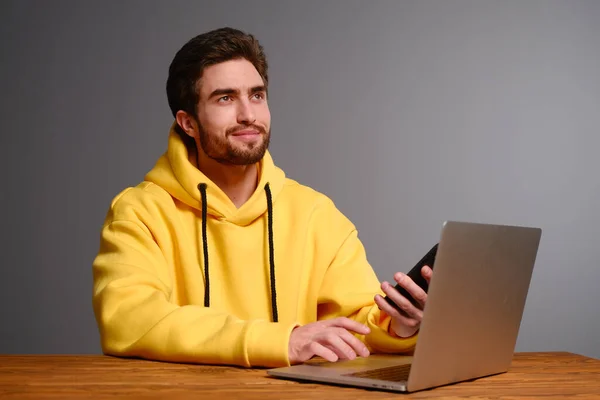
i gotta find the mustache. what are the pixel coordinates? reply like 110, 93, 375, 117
226, 124, 268, 136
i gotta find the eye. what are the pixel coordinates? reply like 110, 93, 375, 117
252, 92, 265, 100
218, 95, 231, 102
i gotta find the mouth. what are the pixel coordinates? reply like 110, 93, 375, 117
229, 129, 262, 143
231, 129, 261, 137
230, 126, 262, 143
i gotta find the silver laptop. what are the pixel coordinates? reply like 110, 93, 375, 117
267, 220, 542, 392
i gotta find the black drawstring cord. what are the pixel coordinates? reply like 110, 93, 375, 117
265, 183, 278, 323
198, 183, 210, 307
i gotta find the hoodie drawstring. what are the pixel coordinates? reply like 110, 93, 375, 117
198, 183, 210, 308
264, 183, 278, 322
197, 182, 278, 322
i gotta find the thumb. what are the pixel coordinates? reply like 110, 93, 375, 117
422, 265, 433, 284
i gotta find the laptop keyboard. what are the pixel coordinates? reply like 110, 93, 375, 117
344, 363, 411, 382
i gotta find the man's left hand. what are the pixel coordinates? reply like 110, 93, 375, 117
373, 266, 433, 338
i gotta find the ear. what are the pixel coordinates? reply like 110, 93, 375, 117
175, 110, 199, 139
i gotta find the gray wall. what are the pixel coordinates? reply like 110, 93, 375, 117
1, 0, 598, 358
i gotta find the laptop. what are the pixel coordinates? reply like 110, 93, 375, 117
267, 220, 542, 392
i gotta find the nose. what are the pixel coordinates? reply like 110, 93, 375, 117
237, 99, 256, 125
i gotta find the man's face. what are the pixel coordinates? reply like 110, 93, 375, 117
195, 58, 271, 165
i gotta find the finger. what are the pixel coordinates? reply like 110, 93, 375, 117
379, 282, 423, 320
421, 265, 433, 285
323, 317, 370, 335
381, 281, 422, 318
375, 294, 422, 338
317, 331, 357, 360
334, 327, 371, 358
374, 293, 421, 326
393, 272, 428, 308
308, 341, 338, 362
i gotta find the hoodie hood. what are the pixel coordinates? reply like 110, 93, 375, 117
145, 123, 286, 226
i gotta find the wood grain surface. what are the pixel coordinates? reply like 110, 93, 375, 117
1, 352, 599, 399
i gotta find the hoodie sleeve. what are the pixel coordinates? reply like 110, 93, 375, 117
92, 192, 298, 368
313, 197, 419, 354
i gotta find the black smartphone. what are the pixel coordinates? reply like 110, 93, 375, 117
383, 243, 438, 312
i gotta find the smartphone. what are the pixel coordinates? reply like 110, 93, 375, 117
383, 243, 438, 312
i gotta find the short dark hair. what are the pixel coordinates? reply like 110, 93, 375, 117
166, 27, 269, 121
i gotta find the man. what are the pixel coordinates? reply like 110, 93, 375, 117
92, 27, 433, 368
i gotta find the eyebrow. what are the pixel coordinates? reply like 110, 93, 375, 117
208, 85, 266, 99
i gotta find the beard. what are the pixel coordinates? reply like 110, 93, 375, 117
197, 122, 271, 166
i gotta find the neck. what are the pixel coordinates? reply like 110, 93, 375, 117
194, 146, 258, 209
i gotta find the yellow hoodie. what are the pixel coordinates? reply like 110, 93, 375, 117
92, 125, 418, 368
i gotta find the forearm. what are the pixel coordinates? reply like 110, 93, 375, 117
94, 280, 297, 367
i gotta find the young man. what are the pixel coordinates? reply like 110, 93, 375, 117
92, 27, 432, 368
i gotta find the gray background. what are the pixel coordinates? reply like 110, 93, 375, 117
1, 0, 598, 358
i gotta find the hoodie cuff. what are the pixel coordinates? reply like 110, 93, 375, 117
246, 320, 299, 367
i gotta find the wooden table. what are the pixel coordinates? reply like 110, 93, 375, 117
1, 352, 599, 399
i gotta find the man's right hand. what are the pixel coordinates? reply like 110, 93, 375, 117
288, 317, 371, 364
